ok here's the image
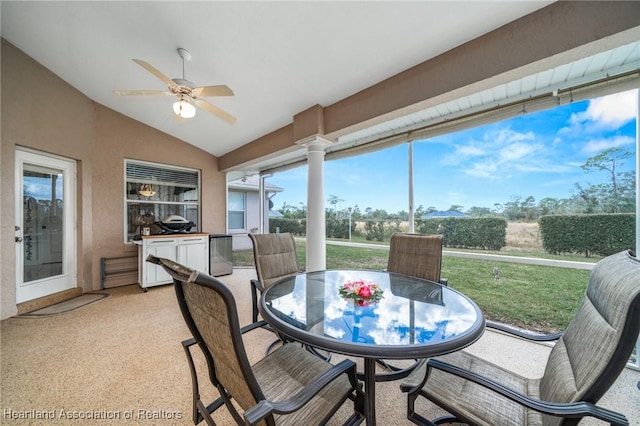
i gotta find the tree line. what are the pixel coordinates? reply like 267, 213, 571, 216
277, 147, 636, 222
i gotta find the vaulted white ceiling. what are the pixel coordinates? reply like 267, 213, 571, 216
2, 1, 637, 180
1, 1, 553, 158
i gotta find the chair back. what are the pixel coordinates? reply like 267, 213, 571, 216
387, 233, 444, 283
249, 232, 301, 289
539, 250, 640, 426
147, 255, 264, 416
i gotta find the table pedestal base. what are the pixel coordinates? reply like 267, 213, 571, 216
364, 358, 376, 425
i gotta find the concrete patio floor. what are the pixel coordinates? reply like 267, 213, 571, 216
1, 267, 638, 425
187, 267, 640, 425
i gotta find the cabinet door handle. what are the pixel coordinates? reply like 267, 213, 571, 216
182, 238, 204, 242
150, 240, 175, 244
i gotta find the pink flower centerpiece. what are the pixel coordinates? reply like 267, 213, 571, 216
339, 279, 384, 306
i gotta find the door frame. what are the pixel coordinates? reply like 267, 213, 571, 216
15, 147, 77, 303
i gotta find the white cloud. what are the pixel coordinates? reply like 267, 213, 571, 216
457, 145, 485, 156
458, 128, 544, 180
465, 161, 500, 178
569, 89, 637, 130
515, 162, 572, 173
451, 128, 534, 161
581, 135, 635, 155
441, 144, 484, 165
493, 128, 535, 144
498, 142, 542, 162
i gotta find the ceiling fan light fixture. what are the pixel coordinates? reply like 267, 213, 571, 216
173, 97, 196, 118
116, 49, 235, 123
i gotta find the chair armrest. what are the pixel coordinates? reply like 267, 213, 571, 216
399, 359, 429, 393
250, 278, 264, 293
250, 279, 265, 324
243, 359, 359, 425
426, 359, 629, 426
486, 321, 563, 342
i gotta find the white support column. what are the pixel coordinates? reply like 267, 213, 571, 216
259, 173, 272, 233
635, 88, 639, 258
634, 88, 639, 369
408, 141, 415, 233
300, 137, 332, 271
258, 173, 265, 233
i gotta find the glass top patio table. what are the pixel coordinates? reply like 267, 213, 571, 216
259, 269, 485, 426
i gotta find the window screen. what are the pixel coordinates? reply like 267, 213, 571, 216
125, 160, 200, 242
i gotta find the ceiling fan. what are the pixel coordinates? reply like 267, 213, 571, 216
114, 47, 236, 123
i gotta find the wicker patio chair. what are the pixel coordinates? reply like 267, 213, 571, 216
386, 233, 448, 285
146, 254, 365, 426
375, 233, 448, 377
248, 232, 332, 359
400, 249, 640, 426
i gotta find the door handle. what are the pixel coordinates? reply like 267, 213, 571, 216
15, 237, 23, 243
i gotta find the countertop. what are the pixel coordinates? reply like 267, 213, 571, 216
132, 233, 210, 244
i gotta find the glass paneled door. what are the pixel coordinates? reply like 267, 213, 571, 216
15, 149, 76, 303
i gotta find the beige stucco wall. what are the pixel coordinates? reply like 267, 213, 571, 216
1, 40, 226, 319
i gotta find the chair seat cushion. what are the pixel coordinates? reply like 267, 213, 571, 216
411, 351, 543, 426
253, 343, 354, 425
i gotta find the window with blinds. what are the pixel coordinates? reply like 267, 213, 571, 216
124, 160, 200, 242
228, 191, 246, 230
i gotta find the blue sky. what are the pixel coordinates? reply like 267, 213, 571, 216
268, 89, 638, 214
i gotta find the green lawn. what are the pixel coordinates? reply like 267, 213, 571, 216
440, 256, 587, 333
233, 242, 590, 333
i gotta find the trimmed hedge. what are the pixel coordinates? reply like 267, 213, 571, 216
364, 220, 386, 241
269, 218, 306, 235
538, 213, 635, 257
326, 217, 357, 239
416, 217, 506, 250
268, 217, 356, 238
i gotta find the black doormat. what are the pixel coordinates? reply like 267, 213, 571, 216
20, 293, 109, 317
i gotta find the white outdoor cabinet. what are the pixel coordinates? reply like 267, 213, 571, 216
135, 234, 210, 291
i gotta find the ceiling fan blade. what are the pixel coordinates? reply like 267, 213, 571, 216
132, 59, 177, 89
113, 90, 172, 96
192, 85, 234, 98
172, 113, 189, 124
195, 99, 237, 124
